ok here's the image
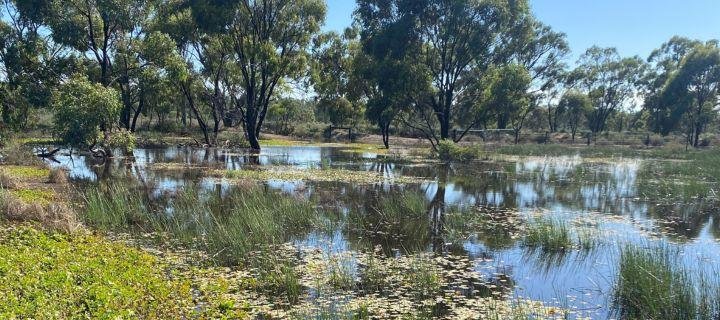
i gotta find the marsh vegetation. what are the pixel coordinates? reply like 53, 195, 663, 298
1, 141, 719, 318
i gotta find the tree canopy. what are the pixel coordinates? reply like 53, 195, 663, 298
1, 0, 719, 149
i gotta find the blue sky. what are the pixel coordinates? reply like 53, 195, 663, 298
323, 0, 720, 62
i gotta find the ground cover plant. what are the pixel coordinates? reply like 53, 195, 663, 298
0, 226, 194, 319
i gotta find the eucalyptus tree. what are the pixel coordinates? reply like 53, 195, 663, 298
573, 47, 643, 135
31, 0, 155, 87
558, 90, 591, 142
0, 0, 75, 130
495, 18, 569, 141
356, 0, 531, 148
642, 36, 702, 134
311, 30, 365, 127
191, 0, 327, 150
149, 0, 240, 144
359, 53, 430, 148
485, 64, 531, 144
661, 42, 720, 147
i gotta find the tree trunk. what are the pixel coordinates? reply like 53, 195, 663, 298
181, 83, 210, 145
130, 93, 144, 133
381, 122, 391, 149
246, 122, 261, 150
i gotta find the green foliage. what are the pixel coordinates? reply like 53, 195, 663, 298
267, 98, 317, 135
53, 75, 121, 145
435, 140, 479, 162
558, 90, 592, 139
573, 47, 644, 134
0, 226, 193, 318
356, 0, 536, 143
486, 64, 532, 132
661, 42, 720, 147
106, 128, 137, 154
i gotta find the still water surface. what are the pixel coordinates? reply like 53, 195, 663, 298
48, 145, 720, 318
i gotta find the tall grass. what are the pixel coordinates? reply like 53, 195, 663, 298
82, 181, 319, 264
613, 244, 720, 319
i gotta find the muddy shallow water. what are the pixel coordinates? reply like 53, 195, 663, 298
47, 145, 720, 318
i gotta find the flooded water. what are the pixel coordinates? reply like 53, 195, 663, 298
47, 145, 720, 318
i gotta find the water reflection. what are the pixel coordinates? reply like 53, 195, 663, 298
46, 145, 720, 318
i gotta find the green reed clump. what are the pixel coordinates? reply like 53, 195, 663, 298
613, 244, 720, 319
83, 182, 151, 229
82, 181, 320, 264
375, 190, 427, 220
522, 218, 572, 252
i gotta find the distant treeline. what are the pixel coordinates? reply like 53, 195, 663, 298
1, 0, 718, 150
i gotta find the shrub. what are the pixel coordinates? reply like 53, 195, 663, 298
53, 75, 121, 145
644, 134, 665, 147
435, 140, 479, 162
293, 122, 328, 140
106, 129, 137, 154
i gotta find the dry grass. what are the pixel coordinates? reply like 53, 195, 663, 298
0, 171, 25, 189
0, 141, 44, 166
0, 162, 78, 232
0, 191, 79, 232
48, 168, 69, 185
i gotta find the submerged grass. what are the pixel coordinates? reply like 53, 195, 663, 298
613, 244, 720, 319
637, 151, 720, 201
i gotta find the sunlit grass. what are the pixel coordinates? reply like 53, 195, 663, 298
0, 166, 50, 179
9, 189, 55, 205
612, 244, 720, 319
